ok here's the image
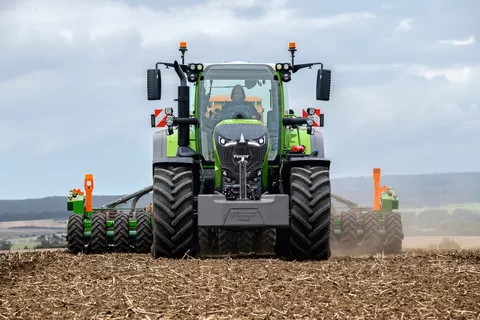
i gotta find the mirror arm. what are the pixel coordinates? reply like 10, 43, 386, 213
292, 62, 324, 73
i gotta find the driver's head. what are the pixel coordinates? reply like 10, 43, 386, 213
230, 85, 246, 102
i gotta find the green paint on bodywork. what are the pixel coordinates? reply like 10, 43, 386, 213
277, 71, 286, 157
380, 191, 399, 212
285, 127, 312, 154
67, 191, 84, 214
165, 129, 198, 156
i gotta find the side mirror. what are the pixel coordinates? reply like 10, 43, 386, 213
316, 69, 331, 101
147, 69, 161, 100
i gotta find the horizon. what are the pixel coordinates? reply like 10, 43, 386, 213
1, 170, 479, 201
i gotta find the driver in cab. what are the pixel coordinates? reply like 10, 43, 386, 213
219, 85, 261, 120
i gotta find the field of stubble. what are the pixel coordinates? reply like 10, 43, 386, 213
1, 248, 480, 320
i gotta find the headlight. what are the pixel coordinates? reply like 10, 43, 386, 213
218, 136, 236, 147
306, 115, 314, 127
166, 115, 174, 127
248, 135, 266, 146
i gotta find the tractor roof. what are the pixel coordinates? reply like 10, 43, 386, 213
203, 61, 276, 68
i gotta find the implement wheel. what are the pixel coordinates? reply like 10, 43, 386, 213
90, 212, 108, 254
151, 165, 197, 258
340, 209, 358, 251
67, 214, 84, 254
289, 165, 331, 260
136, 212, 152, 253
363, 211, 382, 254
114, 213, 130, 253
384, 211, 403, 254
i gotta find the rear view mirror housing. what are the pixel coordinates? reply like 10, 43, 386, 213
147, 69, 162, 100
316, 68, 331, 101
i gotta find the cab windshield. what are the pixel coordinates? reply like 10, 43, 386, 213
197, 64, 281, 162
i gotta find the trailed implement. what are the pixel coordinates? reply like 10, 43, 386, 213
66, 174, 153, 254
330, 168, 404, 254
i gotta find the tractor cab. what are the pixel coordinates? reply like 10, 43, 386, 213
195, 63, 282, 163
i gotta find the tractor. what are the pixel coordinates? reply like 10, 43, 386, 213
330, 168, 404, 254
65, 41, 333, 260
145, 41, 333, 260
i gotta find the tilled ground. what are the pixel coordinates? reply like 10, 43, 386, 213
1, 249, 480, 320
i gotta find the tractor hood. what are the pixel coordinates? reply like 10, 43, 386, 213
213, 120, 269, 189
214, 120, 267, 143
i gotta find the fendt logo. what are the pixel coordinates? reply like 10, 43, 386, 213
233, 154, 250, 159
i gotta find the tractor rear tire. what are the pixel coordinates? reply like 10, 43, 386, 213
340, 209, 358, 251
236, 231, 254, 254
289, 166, 331, 260
151, 165, 196, 258
218, 230, 236, 255
135, 212, 152, 253
254, 229, 276, 254
90, 213, 108, 254
114, 213, 130, 253
67, 214, 84, 254
363, 211, 382, 254
384, 211, 403, 254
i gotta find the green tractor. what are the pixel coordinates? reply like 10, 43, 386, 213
330, 168, 404, 254
147, 41, 332, 260
66, 41, 333, 260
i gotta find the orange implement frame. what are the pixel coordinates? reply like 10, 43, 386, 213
373, 168, 388, 211
84, 174, 94, 213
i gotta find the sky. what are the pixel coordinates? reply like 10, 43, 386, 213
0, 0, 478, 199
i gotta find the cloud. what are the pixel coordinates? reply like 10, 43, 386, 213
394, 19, 413, 32
438, 35, 476, 46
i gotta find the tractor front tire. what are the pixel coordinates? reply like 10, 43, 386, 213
90, 213, 108, 254
151, 165, 197, 258
236, 231, 254, 254
289, 166, 331, 260
218, 230, 236, 255
67, 214, 84, 254
113, 213, 130, 253
136, 212, 152, 253
254, 229, 276, 254
198, 227, 213, 256
384, 211, 403, 254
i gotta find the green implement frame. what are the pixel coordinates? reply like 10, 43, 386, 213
66, 176, 153, 254
330, 168, 404, 254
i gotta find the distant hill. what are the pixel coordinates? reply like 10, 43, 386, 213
1, 172, 479, 222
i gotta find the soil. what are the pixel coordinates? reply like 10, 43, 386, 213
403, 236, 480, 249
1, 249, 480, 319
